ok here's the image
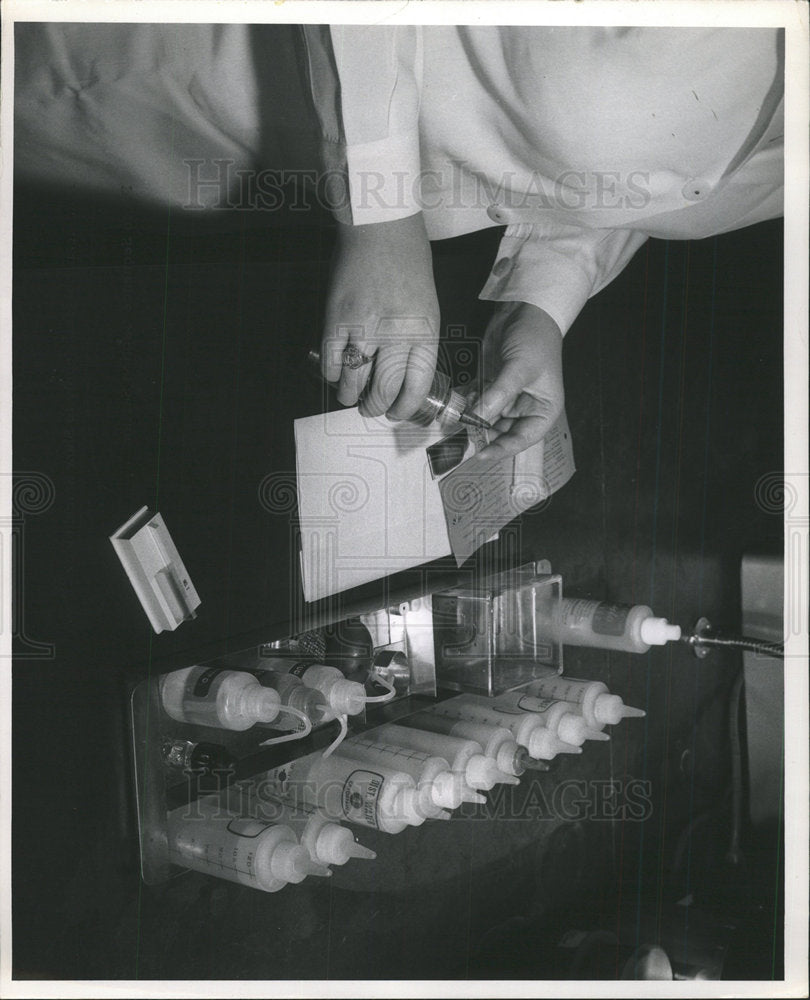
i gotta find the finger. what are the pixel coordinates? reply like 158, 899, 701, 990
321, 322, 360, 383
476, 414, 549, 462
336, 342, 376, 407
358, 345, 409, 417
387, 338, 439, 421
476, 361, 524, 426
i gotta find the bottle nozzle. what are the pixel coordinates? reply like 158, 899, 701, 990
346, 841, 377, 861
586, 728, 610, 741
462, 787, 487, 805
640, 616, 682, 646
520, 753, 552, 772
593, 693, 645, 726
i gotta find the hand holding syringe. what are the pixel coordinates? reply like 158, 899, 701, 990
306, 349, 493, 432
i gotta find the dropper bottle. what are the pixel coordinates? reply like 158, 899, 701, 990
427, 697, 581, 762
403, 712, 545, 778
374, 723, 521, 790
265, 751, 425, 834
251, 794, 376, 867
256, 671, 330, 731
167, 796, 330, 892
553, 599, 681, 652
490, 691, 609, 747
258, 661, 395, 721
160, 665, 285, 731
338, 735, 485, 819
524, 675, 645, 730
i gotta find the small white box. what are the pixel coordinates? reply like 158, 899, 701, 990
110, 506, 201, 633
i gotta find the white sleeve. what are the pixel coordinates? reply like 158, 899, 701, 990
300, 25, 422, 226
479, 221, 649, 335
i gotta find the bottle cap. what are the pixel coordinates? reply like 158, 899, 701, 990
328, 678, 367, 716
429, 770, 466, 810
527, 727, 582, 760
465, 754, 511, 790
270, 841, 319, 884
246, 687, 281, 724
316, 824, 375, 865
290, 686, 330, 722
640, 617, 682, 646
392, 787, 426, 827
556, 713, 588, 747
495, 741, 525, 777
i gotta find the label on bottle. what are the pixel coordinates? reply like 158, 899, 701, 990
227, 817, 273, 838
289, 660, 314, 679
559, 599, 600, 629
591, 603, 632, 637
192, 667, 225, 698
342, 769, 384, 830
516, 695, 555, 714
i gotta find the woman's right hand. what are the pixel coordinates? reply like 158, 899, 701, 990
321, 212, 440, 421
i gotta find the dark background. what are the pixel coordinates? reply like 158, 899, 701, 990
11, 24, 784, 984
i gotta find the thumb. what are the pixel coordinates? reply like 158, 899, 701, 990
476, 362, 524, 425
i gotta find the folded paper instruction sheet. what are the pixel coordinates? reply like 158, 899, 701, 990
294, 407, 575, 602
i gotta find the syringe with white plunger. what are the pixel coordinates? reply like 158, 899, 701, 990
338, 735, 485, 819
489, 691, 610, 746
523, 675, 645, 730
427, 696, 582, 762
373, 723, 521, 791
402, 712, 547, 777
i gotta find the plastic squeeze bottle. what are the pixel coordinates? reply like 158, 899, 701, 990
258, 660, 393, 719
554, 599, 681, 652
256, 671, 330, 731
160, 665, 284, 731
403, 712, 539, 778
374, 723, 520, 790
490, 691, 609, 746
338, 735, 485, 818
249, 794, 376, 866
524, 675, 645, 729
428, 697, 581, 762
264, 751, 424, 835
167, 797, 330, 892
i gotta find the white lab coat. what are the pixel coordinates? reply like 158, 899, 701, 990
303, 26, 784, 333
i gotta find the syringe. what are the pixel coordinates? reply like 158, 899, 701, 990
306, 349, 493, 431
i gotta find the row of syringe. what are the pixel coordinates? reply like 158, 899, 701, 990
166, 676, 644, 893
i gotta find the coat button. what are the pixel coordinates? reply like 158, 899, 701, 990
487, 204, 506, 223
492, 257, 512, 277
